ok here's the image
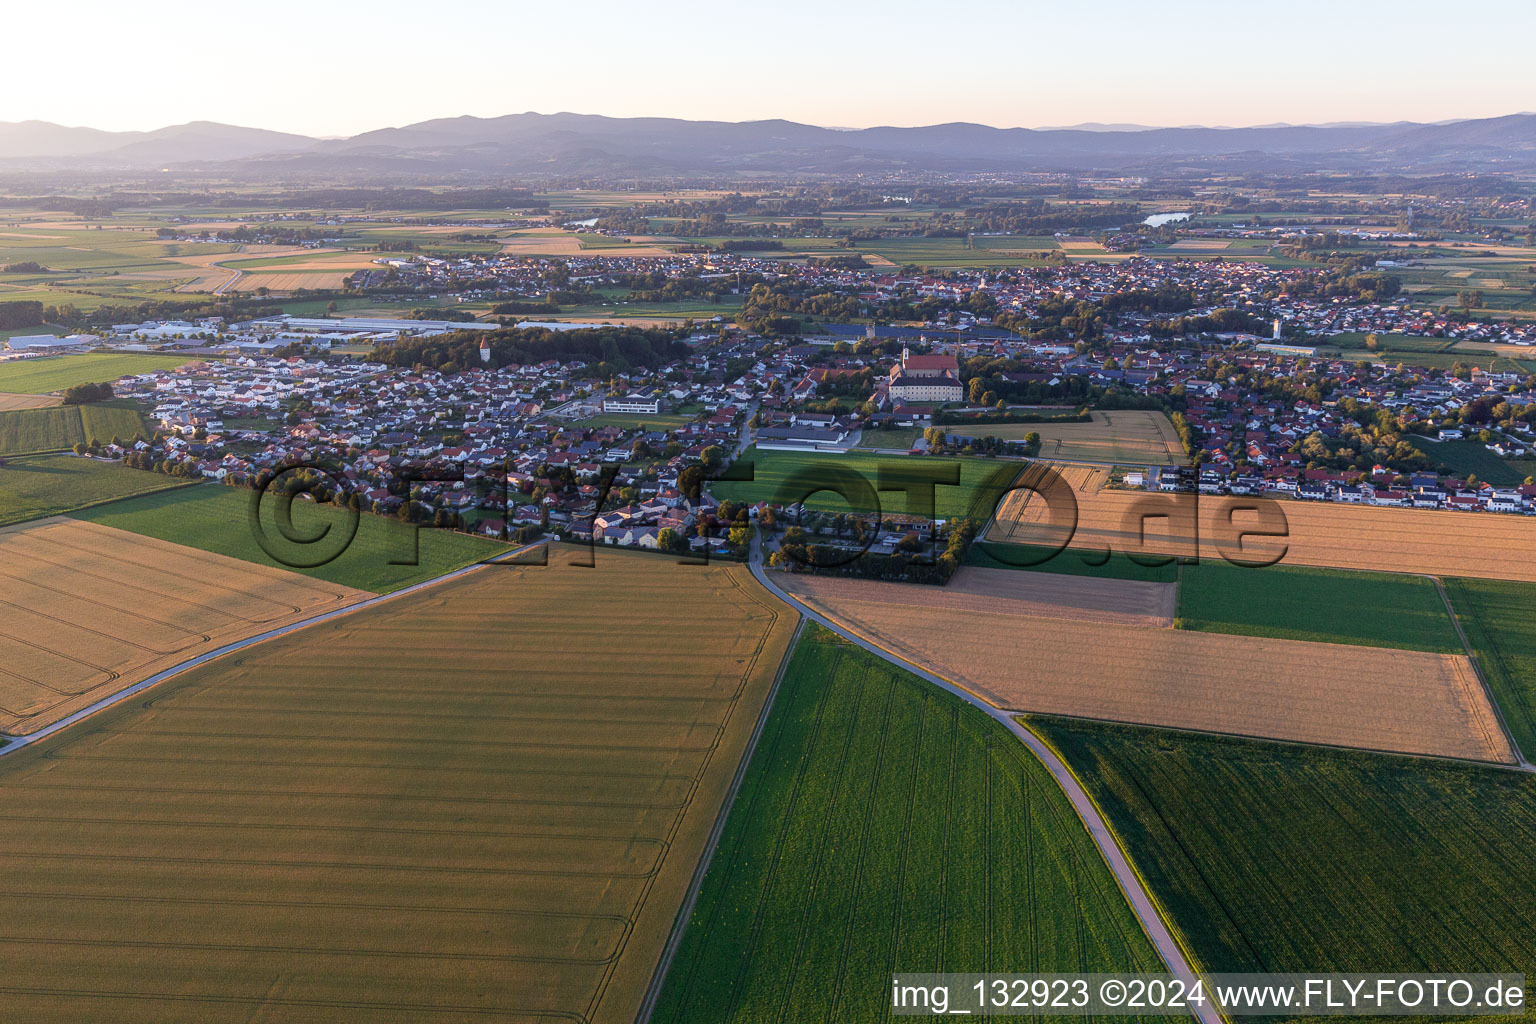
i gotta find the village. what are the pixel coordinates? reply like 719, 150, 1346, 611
5, 238, 1533, 568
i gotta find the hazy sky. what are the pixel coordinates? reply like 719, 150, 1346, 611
9, 0, 1533, 136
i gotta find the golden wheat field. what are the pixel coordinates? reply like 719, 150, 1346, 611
0, 392, 62, 410
987, 476, 1536, 581
0, 518, 370, 734
0, 544, 795, 1023
779, 571, 1513, 764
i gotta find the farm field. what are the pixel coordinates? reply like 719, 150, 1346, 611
653, 624, 1166, 1023
0, 545, 795, 1023
1407, 436, 1536, 487
987, 484, 1536, 582
73, 483, 509, 594
0, 517, 368, 734
0, 352, 205, 393
713, 447, 1020, 521
1444, 576, 1536, 758
1177, 561, 1462, 652
777, 570, 1511, 763
1032, 718, 1536, 999
967, 410, 1185, 464
0, 402, 146, 456
0, 454, 193, 527
965, 539, 1180, 582
0, 392, 60, 410
858, 236, 1058, 268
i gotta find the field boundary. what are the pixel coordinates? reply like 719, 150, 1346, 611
1019, 716, 1228, 1019
635, 613, 807, 1024
0, 538, 538, 754
1432, 575, 1532, 768
745, 544, 1223, 1024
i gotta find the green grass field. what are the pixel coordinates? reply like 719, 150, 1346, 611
654, 626, 1165, 1023
1325, 332, 1456, 353
1407, 437, 1536, 487
713, 447, 1020, 521
1176, 561, 1462, 652
1032, 717, 1536, 1012
965, 539, 1180, 582
0, 352, 203, 393
1444, 576, 1536, 758
73, 483, 510, 594
573, 412, 697, 429
0, 453, 195, 527
0, 401, 147, 456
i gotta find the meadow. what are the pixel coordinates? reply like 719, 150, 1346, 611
967, 410, 1185, 465
0, 352, 203, 393
653, 624, 1166, 1023
965, 539, 1180, 582
1444, 576, 1536, 758
0, 401, 146, 456
0, 453, 194, 527
713, 447, 1020, 522
73, 482, 509, 594
1032, 718, 1536, 1012
1176, 561, 1462, 652
0, 546, 795, 1024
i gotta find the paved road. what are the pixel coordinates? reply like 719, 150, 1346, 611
0, 542, 542, 758
746, 537, 1221, 1024
210, 244, 247, 296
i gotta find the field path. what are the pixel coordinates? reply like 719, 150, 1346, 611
0, 539, 540, 756
1432, 575, 1536, 769
746, 539, 1222, 1024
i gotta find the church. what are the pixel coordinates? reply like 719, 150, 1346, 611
886, 347, 964, 404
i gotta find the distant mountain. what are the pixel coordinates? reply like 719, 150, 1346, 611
2, 111, 1533, 177
0, 120, 318, 166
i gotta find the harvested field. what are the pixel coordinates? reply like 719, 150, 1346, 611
166, 245, 324, 292
988, 480, 1536, 582
0, 391, 61, 410
1057, 235, 1109, 255
0, 518, 369, 735
919, 564, 1174, 626
498, 228, 675, 258
0, 545, 795, 1023
1161, 239, 1233, 253
779, 572, 1513, 763
978, 411, 1185, 464
229, 271, 355, 292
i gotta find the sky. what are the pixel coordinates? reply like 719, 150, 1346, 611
7, 0, 1534, 137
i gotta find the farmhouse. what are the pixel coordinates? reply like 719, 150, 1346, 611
887, 347, 963, 404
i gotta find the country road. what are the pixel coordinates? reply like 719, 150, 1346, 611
0, 540, 542, 757
745, 536, 1222, 1024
